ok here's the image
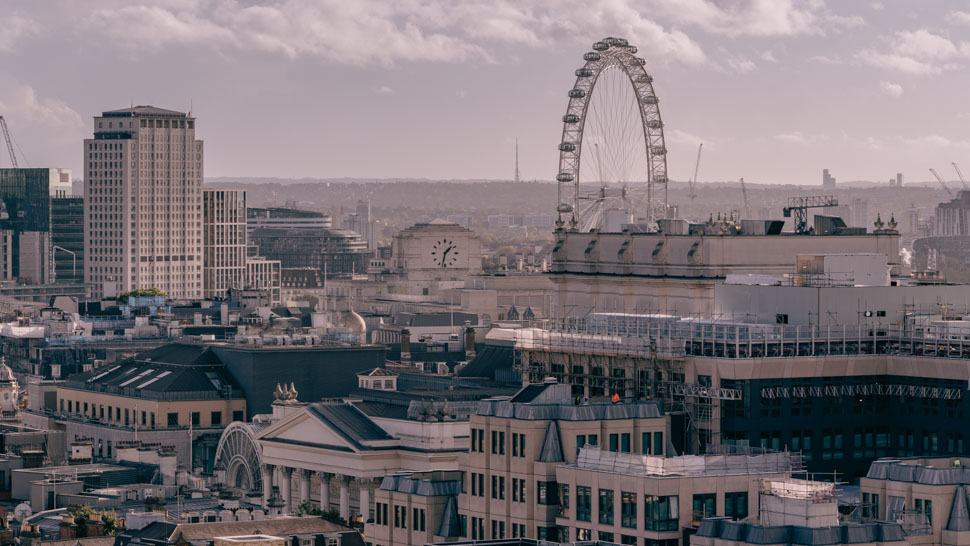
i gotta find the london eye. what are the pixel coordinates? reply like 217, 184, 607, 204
556, 37, 669, 232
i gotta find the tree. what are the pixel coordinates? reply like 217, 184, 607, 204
118, 287, 168, 304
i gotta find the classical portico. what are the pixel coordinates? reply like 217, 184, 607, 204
254, 397, 467, 521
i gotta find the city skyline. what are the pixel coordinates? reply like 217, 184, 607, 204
2, 1, 970, 185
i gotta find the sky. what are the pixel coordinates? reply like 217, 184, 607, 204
2, 0, 970, 186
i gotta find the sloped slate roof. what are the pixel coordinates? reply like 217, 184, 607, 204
307, 403, 393, 446
102, 105, 186, 116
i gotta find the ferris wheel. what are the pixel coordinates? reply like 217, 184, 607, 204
555, 37, 669, 232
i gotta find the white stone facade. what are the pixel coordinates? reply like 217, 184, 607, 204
204, 188, 247, 299
84, 106, 203, 299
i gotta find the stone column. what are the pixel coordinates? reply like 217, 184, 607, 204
262, 464, 275, 509
318, 472, 332, 512
298, 469, 311, 505
357, 478, 373, 522
339, 475, 351, 521
279, 467, 293, 514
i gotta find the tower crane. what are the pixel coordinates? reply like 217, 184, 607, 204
952, 162, 969, 190
0, 116, 17, 169
687, 143, 702, 201
930, 168, 954, 198
739, 177, 751, 219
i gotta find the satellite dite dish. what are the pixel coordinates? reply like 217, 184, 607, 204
13, 502, 31, 521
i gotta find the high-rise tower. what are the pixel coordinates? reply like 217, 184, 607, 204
84, 106, 203, 299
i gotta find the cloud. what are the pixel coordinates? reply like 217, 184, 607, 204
0, 83, 83, 128
879, 81, 903, 97
727, 57, 757, 73
774, 132, 808, 144
77, 0, 711, 67
760, 50, 779, 63
825, 15, 867, 30
870, 2, 884, 10
857, 29, 970, 75
0, 13, 36, 52
808, 54, 842, 64
647, 0, 821, 37
950, 11, 970, 25
378, 86, 394, 94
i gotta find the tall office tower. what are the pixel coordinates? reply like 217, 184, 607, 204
822, 168, 836, 188
84, 106, 203, 299
896, 172, 903, 187
344, 199, 376, 253
0, 168, 71, 279
203, 188, 247, 299
51, 197, 84, 283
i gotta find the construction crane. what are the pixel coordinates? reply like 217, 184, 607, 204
687, 143, 702, 201
0, 116, 17, 169
783, 195, 838, 234
952, 162, 969, 190
930, 168, 954, 198
739, 177, 751, 219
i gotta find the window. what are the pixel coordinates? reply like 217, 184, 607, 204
491, 476, 505, 499
589, 434, 598, 446
599, 489, 614, 525
654, 432, 664, 455
471, 517, 482, 539
233, 410, 244, 422
512, 433, 519, 456
725, 492, 748, 520
459, 515, 467, 537
645, 495, 679, 532
599, 531, 615, 542
394, 505, 407, 528
575, 528, 591, 541
916, 499, 933, 524
558, 484, 570, 517
693, 493, 716, 523
610, 433, 619, 452
776, 313, 789, 324
413, 508, 426, 531
518, 432, 526, 457
621, 491, 637, 528
472, 428, 479, 452
577, 486, 592, 521
167, 412, 179, 427
492, 430, 506, 454
577, 435, 586, 455
621, 433, 631, 453
211, 411, 222, 426
621, 535, 638, 545
538, 481, 557, 504
491, 519, 505, 539
191, 412, 200, 427
512, 478, 526, 503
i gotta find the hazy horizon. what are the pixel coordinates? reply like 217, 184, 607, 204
3, 1, 970, 186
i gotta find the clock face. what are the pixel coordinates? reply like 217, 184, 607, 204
431, 238, 459, 268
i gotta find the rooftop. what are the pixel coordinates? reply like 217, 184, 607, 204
568, 445, 794, 477
101, 105, 188, 118
476, 380, 665, 421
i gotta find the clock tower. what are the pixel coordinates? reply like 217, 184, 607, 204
392, 219, 482, 295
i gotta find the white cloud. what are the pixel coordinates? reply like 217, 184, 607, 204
825, 15, 867, 30
808, 54, 842, 64
774, 132, 807, 144
857, 29, 970, 75
0, 83, 82, 128
77, 0, 712, 66
648, 0, 821, 37
0, 13, 36, 52
950, 11, 970, 25
879, 81, 903, 97
760, 50, 779, 63
870, 1, 884, 10
378, 86, 394, 94
727, 57, 757, 73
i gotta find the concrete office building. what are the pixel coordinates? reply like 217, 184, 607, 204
83, 106, 203, 299
246, 256, 282, 305
204, 189, 247, 300
862, 456, 970, 545
695, 478, 905, 546
344, 199, 377, 252
247, 207, 333, 236
18, 231, 49, 285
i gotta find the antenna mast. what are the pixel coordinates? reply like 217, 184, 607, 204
514, 138, 520, 183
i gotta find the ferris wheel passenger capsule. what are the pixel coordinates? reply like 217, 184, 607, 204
583, 52, 601, 62
562, 114, 580, 123
557, 203, 574, 214
593, 41, 608, 51
626, 46, 638, 54
559, 142, 576, 152
646, 120, 663, 129
642, 96, 658, 105
575, 68, 593, 77
635, 58, 647, 65
638, 74, 654, 84
568, 89, 586, 99
557, 173, 575, 183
